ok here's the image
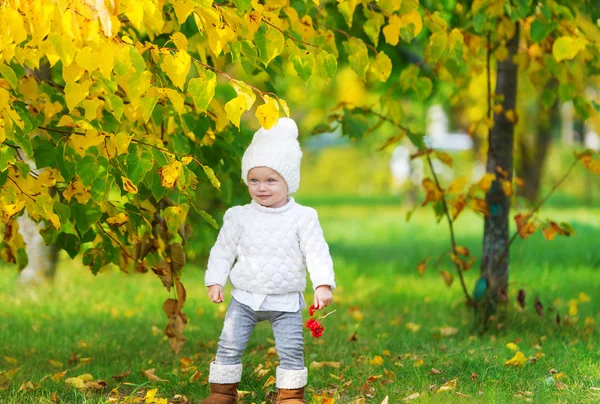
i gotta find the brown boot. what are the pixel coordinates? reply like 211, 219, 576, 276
201, 383, 238, 404
276, 387, 305, 403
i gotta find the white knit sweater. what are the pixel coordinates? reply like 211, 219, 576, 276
204, 197, 336, 294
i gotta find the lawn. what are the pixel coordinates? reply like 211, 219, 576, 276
1, 197, 599, 403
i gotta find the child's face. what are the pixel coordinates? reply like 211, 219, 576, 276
247, 167, 289, 208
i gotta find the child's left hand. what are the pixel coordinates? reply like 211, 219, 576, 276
314, 285, 333, 310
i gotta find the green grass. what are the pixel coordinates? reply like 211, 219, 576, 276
1, 200, 600, 403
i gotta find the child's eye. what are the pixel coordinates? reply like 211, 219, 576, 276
250, 179, 257, 183
268, 179, 275, 182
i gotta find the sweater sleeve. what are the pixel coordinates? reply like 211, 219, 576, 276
299, 208, 336, 290
205, 207, 241, 288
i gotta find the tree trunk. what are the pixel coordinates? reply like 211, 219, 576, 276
517, 96, 559, 204
17, 63, 60, 285
480, 24, 520, 318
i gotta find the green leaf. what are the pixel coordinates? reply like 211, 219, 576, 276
144, 168, 166, 201
106, 94, 124, 122
573, 96, 591, 120
530, 20, 558, 43
56, 233, 81, 259
72, 202, 103, 235
370, 51, 392, 82
233, 0, 251, 13
287, 39, 314, 82
540, 88, 557, 109
140, 96, 159, 124
428, 31, 447, 63
33, 139, 56, 168
255, 24, 285, 67
0, 145, 13, 172
77, 155, 98, 186
413, 77, 433, 100
0, 64, 17, 89
342, 108, 369, 139
91, 175, 113, 203
163, 204, 189, 235
343, 38, 369, 80
13, 126, 33, 157
407, 130, 427, 150
202, 164, 221, 189
55, 146, 77, 183
16, 248, 28, 270
188, 66, 216, 113
338, 0, 360, 28
126, 150, 154, 184
200, 209, 219, 229
363, 12, 385, 47
558, 82, 576, 101
317, 51, 337, 80
129, 46, 146, 73
82, 248, 104, 275
448, 29, 464, 62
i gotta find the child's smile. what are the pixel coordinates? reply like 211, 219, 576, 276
247, 167, 289, 208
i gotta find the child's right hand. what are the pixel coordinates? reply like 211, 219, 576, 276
207, 285, 224, 303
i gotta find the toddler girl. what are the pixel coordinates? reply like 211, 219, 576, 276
201, 118, 335, 404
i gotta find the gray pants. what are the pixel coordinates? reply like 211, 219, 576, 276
215, 297, 305, 370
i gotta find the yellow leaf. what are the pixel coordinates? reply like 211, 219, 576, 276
504, 351, 526, 367
413, 359, 425, 367
173, 0, 196, 24
440, 270, 453, 287
121, 176, 138, 194
279, 98, 291, 117
125, 0, 144, 29
505, 109, 518, 123
158, 161, 183, 189
437, 378, 457, 392
255, 95, 280, 129
434, 151, 453, 167
49, 360, 63, 368
506, 342, 519, 352
202, 164, 221, 189
115, 132, 132, 155
145, 388, 158, 402
422, 178, 443, 206
82, 98, 103, 121
164, 88, 185, 114
172, 32, 188, 51
439, 326, 459, 337
579, 292, 591, 303
494, 45, 508, 62
448, 176, 467, 195
75, 46, 100, 74
416, 256, 430, 276
1, 201, 26, 224
403, 392, 421, 401
51, 370, 68, 382
263, 375, 276, 388
405, 322, 420, 332
69, 130, 106, 157
370, 356, 383, 365
501, 179, 512, 196
106, 213, 129, 227
553, 36, 587, 62
370, 51, 392, 82
478, 173, 495, 192
161, 51, 191, 91
3, 356, 17, 365
65, 80, 91, 112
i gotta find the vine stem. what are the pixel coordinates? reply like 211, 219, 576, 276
425, 153, 473, 304
96, 221, 134, 261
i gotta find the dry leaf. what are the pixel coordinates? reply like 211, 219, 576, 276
263, 375, 276, 389
310, 361, 341, 369
51, 370, 68, 382
437, 378, 457, 392
439, 326, 459, 337
403, 392, 421, 401
429, 368, 442, 375
111, 370, 131, 381
380, 396, 389, 404
370, 356, 383, 366
141, 368, 168, 382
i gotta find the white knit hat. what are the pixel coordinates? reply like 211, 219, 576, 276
241, 117, 303, 193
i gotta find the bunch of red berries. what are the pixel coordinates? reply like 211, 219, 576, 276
305, 305, 325, 338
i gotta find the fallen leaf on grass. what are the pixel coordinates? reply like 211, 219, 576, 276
142, 368, 168, 382
0, 368, 20, 389
310, 361, 341, 369
370, 356, 383, 365
18, 381, 36, 392
49, 359, 63, 368
590, 387, 600, 391
3, 356, 17, 365
429, 368, 442, 375
111, 370, 131, 381
437, 378, 457, 393
403, 392, 421, 401
367, 375, 383, 382
456, 392, 471, 397
506, 342, 519, 351
384, 369, 395, 380
313, 395, 335, 403
505, 351, 526, 367
413, 359, 425, 367
471, 372, 478, 381
189, 370, 202, 383
263, 375, 276, 388
405, 322, 421, 332
438, 327, 459, 337
381, 396, 389, 404
51, 370, 68, 382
